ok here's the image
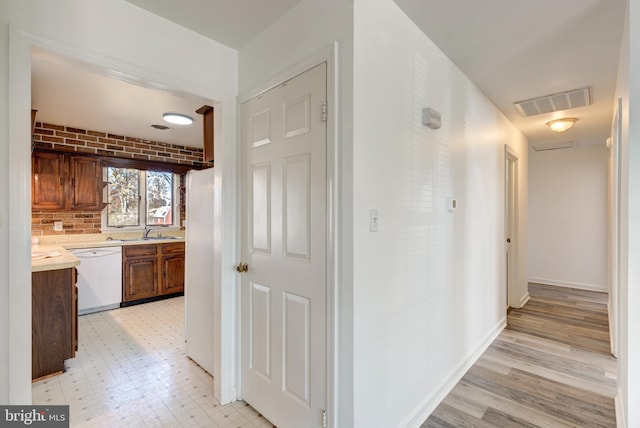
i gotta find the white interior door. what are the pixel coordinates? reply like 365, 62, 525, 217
505, 149, 518, 310
240, 63, 327, 428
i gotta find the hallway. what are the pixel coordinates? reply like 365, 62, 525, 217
422, 283, 617, 427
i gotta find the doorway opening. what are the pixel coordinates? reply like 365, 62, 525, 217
505, 146, 519, 311
27, 46, 222, 409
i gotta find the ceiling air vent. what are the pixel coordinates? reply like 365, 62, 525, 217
531, 141, 574, 152
514, 88, 591, 117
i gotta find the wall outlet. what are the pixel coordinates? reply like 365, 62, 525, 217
54, 221, 63, 231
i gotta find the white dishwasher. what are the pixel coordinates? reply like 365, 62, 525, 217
70, 246, 123, 315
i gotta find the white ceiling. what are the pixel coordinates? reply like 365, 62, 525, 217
31, 49, 213, 148
31, 0, 627, 151
124, 0, 304, 49
394, 0, 627, 148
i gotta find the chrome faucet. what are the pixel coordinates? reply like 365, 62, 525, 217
144, 226, 153, 238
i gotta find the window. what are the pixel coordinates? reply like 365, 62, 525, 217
104, 167, 180, 230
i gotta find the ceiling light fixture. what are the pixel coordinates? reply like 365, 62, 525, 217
546, 118, 577, 133
163, 112, 194, 125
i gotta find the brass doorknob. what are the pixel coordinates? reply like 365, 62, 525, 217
236, 263, 248, 273
506, 238, 512, 243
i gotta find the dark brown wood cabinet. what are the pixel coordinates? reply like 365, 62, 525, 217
160, 243, 185, 295
32, 267, 77, 380
32, 151, 66, 210
69, 155, 102, 210
122, 242, 184, 303
32, 150, 102, 211
123, 245, 159, 302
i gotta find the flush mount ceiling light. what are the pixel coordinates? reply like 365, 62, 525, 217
546, 118, 577, 133
163, 112, 194, 125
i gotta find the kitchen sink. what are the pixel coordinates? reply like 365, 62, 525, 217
105, 236, 184, 242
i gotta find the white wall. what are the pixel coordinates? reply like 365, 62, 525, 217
0, 0, 238, 404
0, 0, 10, 406
238, 1, 354, 426
352, 1, 528, 426
528, 146, 609, 291
615, 0, 639, 426
625, 0, 640, 422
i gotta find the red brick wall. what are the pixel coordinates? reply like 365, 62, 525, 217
32, 211, 102, 236
32, 122, 204, 236
33, 122, 213, 167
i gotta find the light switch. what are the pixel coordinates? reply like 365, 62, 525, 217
446, 197, 457, 212
54, 221, 63, 231
369, 209, 379, 232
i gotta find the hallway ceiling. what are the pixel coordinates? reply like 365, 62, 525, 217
394, 0, 627, 148
32, 0, 627, 150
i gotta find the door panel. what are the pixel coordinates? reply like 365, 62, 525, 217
250, 109, 272, 148
284, 94, 311, 138
241, 63, 327, 428
282, 292, 311, 406
250, 282, 271, 380
251, 163, 272, 255
283, 155, 310, 260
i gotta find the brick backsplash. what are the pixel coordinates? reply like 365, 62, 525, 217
33, 122, 213, 168
32, 211, 102, 236
32, 123, 199, 236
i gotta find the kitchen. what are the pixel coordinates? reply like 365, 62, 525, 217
29, 47, 222, 421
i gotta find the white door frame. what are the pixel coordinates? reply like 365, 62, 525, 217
8, 25, 238, 404
609, 97, 623, 358
237, 43, 339, 426
505, 145, 520, 309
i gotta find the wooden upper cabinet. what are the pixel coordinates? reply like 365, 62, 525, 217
32, 151, 66, 210
69, 155, 102, 210
32, 150, 102, 211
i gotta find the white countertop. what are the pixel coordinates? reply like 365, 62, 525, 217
31, 232, 185, 272
31, 245, 80, 273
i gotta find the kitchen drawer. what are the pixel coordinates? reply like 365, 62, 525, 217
123, 244, 157, 258
161, 242, 185, 255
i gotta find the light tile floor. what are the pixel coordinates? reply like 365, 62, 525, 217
32, 297, 275, 428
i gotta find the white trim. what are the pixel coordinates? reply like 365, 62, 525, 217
616, 388, 626, 428
399, 318, 507, 428
519, 291, 531, 308
8, 23, 34, 404
237, 43, 339, 427
528, 277, 608, 293
504, 145, 520, 309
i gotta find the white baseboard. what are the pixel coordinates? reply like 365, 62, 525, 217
518, 292, 530, 308
399, 317, 507, 428
608, 302, 618, 358
528, 277, 607, 293
616, 388, 626, 428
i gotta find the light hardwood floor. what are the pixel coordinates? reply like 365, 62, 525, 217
422, 283, 617, 428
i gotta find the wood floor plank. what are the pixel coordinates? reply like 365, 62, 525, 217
421, 283, 617, 427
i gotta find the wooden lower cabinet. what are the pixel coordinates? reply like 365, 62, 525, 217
122, 242, 184, 303
32, 267, 77, 380
123, 244, 159, 301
